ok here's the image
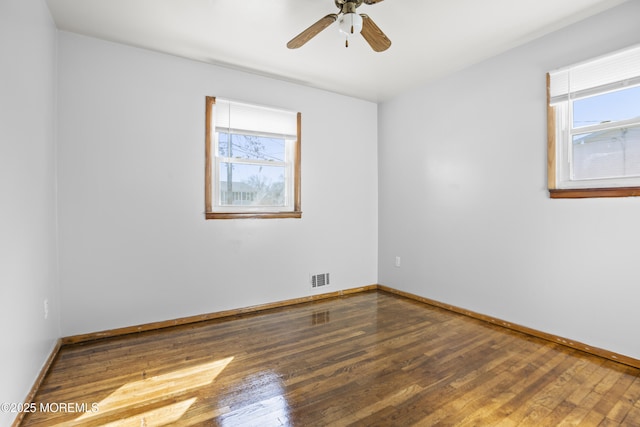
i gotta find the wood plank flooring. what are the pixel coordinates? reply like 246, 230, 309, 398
21, 291, 640, 426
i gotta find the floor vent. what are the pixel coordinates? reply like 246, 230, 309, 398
311, 273, 330, 288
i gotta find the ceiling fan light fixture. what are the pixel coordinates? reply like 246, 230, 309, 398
338, 12, 363, 37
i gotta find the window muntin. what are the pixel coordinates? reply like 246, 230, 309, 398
205, 97, 301, 218
548, 44, 640, 197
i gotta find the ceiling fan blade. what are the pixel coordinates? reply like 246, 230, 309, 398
363, 0, 384, 4
287, 14, 338, 49
360, 14, 391, 52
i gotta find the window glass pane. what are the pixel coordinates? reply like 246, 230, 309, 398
572, 126, 640, 180
219, 163, 286, 206
573, 85, 640, 128
218, 133, 285, 161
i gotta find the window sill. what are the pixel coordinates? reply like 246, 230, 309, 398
206, 211, 302, 220
549, 187, 640, 199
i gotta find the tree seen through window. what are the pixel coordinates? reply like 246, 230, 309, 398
218, 133, 286, 206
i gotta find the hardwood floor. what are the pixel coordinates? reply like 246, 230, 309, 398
21, 291, 640, 426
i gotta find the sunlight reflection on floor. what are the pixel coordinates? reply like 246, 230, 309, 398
99, 398, 196, 427
219, 370, 291, 426
73, 356, 234, 425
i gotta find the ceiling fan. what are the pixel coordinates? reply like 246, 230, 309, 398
287, 0, 391, 52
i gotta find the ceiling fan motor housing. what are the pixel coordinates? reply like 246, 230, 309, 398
335, 0, 363, 14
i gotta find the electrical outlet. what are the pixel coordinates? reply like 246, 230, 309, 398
395, 256, 401, 267
44, 299, 49, 320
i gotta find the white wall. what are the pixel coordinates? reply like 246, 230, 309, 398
379, 1, 640, 360
57, 33, 378, 336
0, 0, 60, 424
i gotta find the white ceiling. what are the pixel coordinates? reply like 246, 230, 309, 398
45, 0, 627, 102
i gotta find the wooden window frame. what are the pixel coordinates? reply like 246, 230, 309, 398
205, 96, 302, 219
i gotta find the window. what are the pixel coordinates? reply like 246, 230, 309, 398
547, 44, 640, 198
205, 97, 301, 219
